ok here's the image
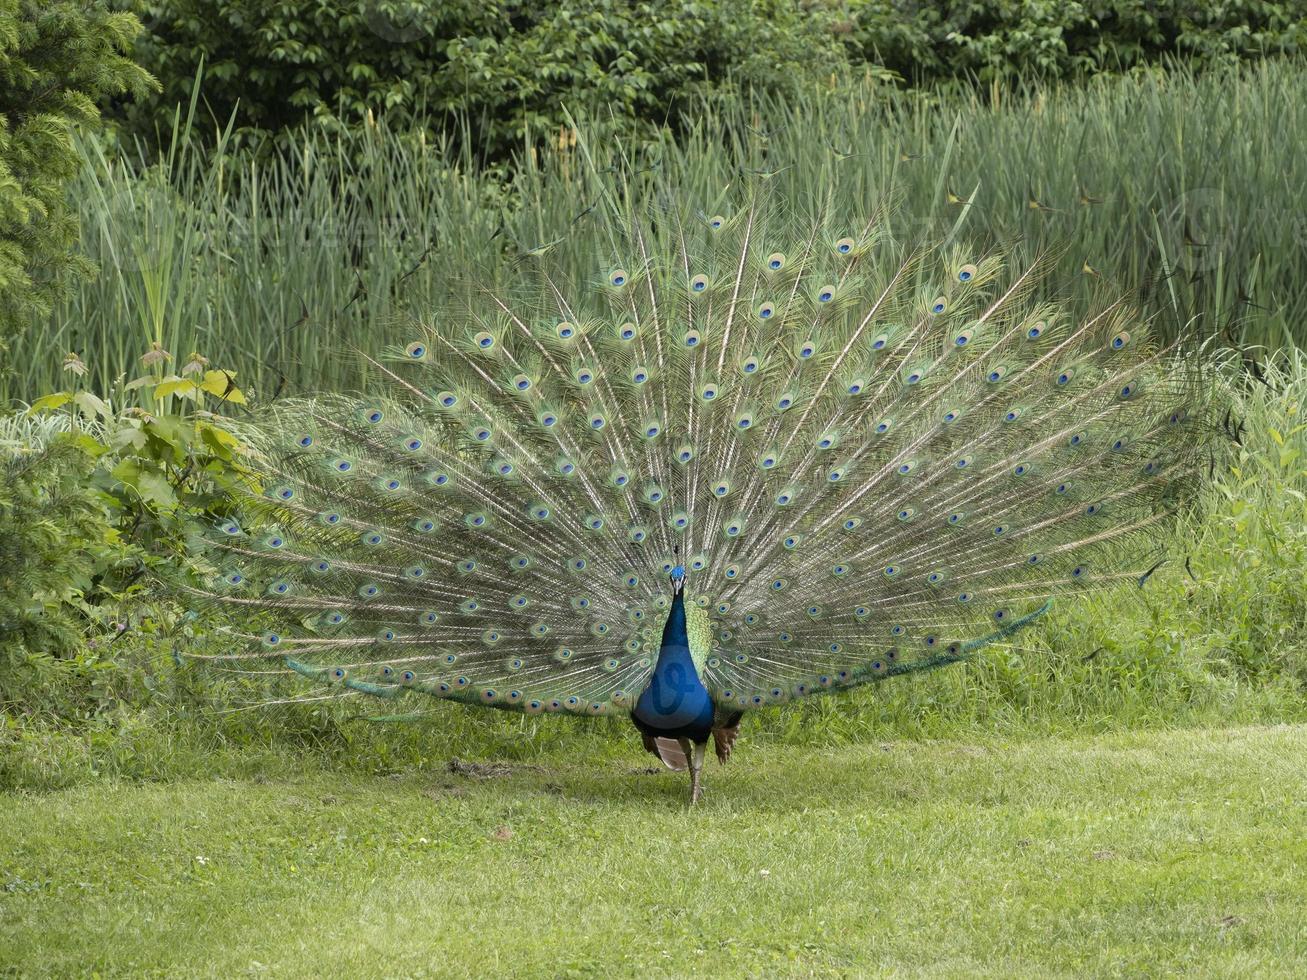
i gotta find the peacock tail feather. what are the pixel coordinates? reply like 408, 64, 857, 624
182, 183, 1223, 720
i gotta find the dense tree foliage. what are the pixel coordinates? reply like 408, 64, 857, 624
0, 1, 154, 357
120, 0, 1305, 155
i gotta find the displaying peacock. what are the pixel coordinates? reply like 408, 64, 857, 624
183, 185, 1222, 804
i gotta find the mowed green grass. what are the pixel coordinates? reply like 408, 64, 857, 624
3, 724, 1305, 978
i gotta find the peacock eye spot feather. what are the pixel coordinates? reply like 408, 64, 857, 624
818, 286, 835, 302
691, 275, 708, 292
836, 237, 855, 254
957, 263, 978, 282
757, 303, 774, 319
708, 215, 724, 230
297, 435, 313, 447
930, 298, 947, 314
475, 332, 495, 350
557, 322, 575, 339
610, 269, 628, 287
405, 341, 426, 358
1111, 330, 1131, 350
767, 252, 785, 270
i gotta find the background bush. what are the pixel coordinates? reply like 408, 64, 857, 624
0, 0, 154, 367
118, 0, 1307, 157
120, 0, 851, 159
847, 0, 1306, 82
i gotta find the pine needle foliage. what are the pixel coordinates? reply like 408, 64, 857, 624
0, 0, 155, 373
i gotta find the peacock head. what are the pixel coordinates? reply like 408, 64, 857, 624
670, 564, 686, 595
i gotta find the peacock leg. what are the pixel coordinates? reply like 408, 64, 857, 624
678, 738, 707, 804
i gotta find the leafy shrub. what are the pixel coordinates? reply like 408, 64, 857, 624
120, 0, 1306, 158
0, 438, 123, 660
122, 0, 849, 158
1, 348, 247, 723
0, 1, 154, 366
845, 0, 1307, 82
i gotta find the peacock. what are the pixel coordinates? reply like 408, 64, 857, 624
182, 185, 1222, 804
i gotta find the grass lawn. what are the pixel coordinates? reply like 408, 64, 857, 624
3, 724, 1306, 977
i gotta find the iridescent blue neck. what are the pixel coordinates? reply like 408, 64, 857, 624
632, 592, 715, 738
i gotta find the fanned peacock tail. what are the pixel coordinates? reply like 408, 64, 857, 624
181, 185, 1223, 721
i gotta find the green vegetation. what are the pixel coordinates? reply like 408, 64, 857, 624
4, 352, 1304, 794
0, 0, 154, 364
2, 6, 1305, 972
7, 60, 1307, 405
4, 725, 1307, 976
118, 0, 1306, 156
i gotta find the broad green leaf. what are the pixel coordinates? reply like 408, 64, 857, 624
155, 378, 197, 400
27, 392, 72, 414
112, 458, 178, 511
109, 425, 149, 452
200, 370, 247, 404
73, 391, 110, 418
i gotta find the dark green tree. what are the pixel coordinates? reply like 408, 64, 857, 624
0, 1, 155, 367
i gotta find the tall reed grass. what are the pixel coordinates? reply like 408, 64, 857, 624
5, 59, 1304, 406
